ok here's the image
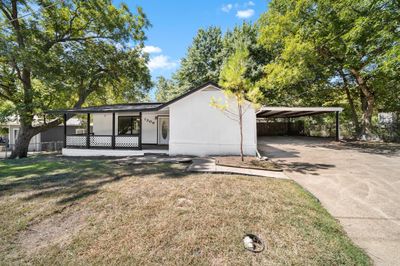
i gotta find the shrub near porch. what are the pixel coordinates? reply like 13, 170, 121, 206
0, 156, 370, 265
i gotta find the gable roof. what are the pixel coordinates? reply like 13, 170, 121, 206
46, 81, 221, 114
157, 81, 220, 109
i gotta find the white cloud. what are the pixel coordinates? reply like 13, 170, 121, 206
143, 45, 162, 54
236, 9, 255, 19
147, 55, 177, 71
247, 1, 255, 6
221, 3, 233, 12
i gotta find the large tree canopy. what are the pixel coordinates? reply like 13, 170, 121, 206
257, 0, 400, 138
154, 26, 224, 101
154, 76, 177, 102
0, 0, 151, 158
155, 23, 269, 102
174, 26, 224, 92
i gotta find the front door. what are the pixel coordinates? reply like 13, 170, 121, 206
158, 117, 169, 145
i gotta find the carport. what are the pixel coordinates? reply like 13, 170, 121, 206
257, 107, 343, 141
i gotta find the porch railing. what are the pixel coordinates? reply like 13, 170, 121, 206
66, 135, 140, 149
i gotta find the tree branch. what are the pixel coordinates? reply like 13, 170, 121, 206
32, 118, 61, 135
0, 1, 13, 21
0, 90, 12, 101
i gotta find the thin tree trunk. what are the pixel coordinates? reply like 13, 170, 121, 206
350, 68, 375, 140
238, 100, 244, 161
338, 69, 360, 137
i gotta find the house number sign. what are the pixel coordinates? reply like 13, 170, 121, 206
144, 118, 155, 125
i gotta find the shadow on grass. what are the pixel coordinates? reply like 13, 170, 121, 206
0, 155, 193, 205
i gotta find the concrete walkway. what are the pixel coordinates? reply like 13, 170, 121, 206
258, 136, 400, 266
187, 158, 289, 179
112, 155, 193, 165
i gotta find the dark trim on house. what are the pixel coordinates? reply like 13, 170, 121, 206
112, 112, 115, 149
139, 112, 142, 150
63, 113, 67, 148
86, 113, 90, 149
156, 116, 159, 145
336, 111, 340, 141
45, 81, 221, 114
155, 81, 220, 110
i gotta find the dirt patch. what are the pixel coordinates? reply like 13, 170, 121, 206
215, 156, 282, 171
18, 207, 91, 255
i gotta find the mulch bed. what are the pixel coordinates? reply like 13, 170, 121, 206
215, 156, 282, 171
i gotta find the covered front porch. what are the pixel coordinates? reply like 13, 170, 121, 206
48, 103, 170, 156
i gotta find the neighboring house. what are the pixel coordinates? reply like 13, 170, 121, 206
1, 117, 83, 152
47, 82, 342, 157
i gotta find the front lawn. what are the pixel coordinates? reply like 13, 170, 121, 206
0, 155, 370, 265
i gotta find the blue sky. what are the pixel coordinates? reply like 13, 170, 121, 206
113, 0, 269, 97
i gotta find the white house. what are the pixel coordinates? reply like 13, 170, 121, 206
48, 82, 258, 157
47, 82, 343, 157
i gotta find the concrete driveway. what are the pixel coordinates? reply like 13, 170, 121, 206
258, 136, 400, 266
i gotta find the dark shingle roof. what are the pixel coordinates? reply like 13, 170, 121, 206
46, 81, 220, 114
46, 102, 164, 114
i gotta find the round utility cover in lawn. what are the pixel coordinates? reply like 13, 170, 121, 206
243, 234, 265, 253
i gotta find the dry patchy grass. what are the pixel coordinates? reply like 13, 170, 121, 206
0, 155, 370, 265
215, 156, 282, 171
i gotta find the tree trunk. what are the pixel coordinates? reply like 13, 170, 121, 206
9, 123, 35, 159
238, 100, 244, 161
338, 69, 360, 137
350, 68, 375, 140
9, 118, 62, 159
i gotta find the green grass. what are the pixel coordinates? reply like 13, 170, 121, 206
0, 155, 371, 265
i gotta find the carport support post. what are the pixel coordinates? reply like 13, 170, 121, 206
335, 111, 340, 141
63, 113, 67, 148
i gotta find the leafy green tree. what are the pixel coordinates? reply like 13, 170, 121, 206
154, 76, 178, 102
0, 0, 151, 158
156, 23, 269, 102
258, 0, 400, 139
222, 22, 270, 83
174, 26, 224, 92
217, 45, 255, 161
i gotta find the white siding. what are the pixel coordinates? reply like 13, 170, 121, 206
168, 85, 257, 156
142, 113, 157, 144
92, 113, 112, 135
92, 112, 160, 144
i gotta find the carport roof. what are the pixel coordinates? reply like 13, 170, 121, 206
257, 106, 343, 118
